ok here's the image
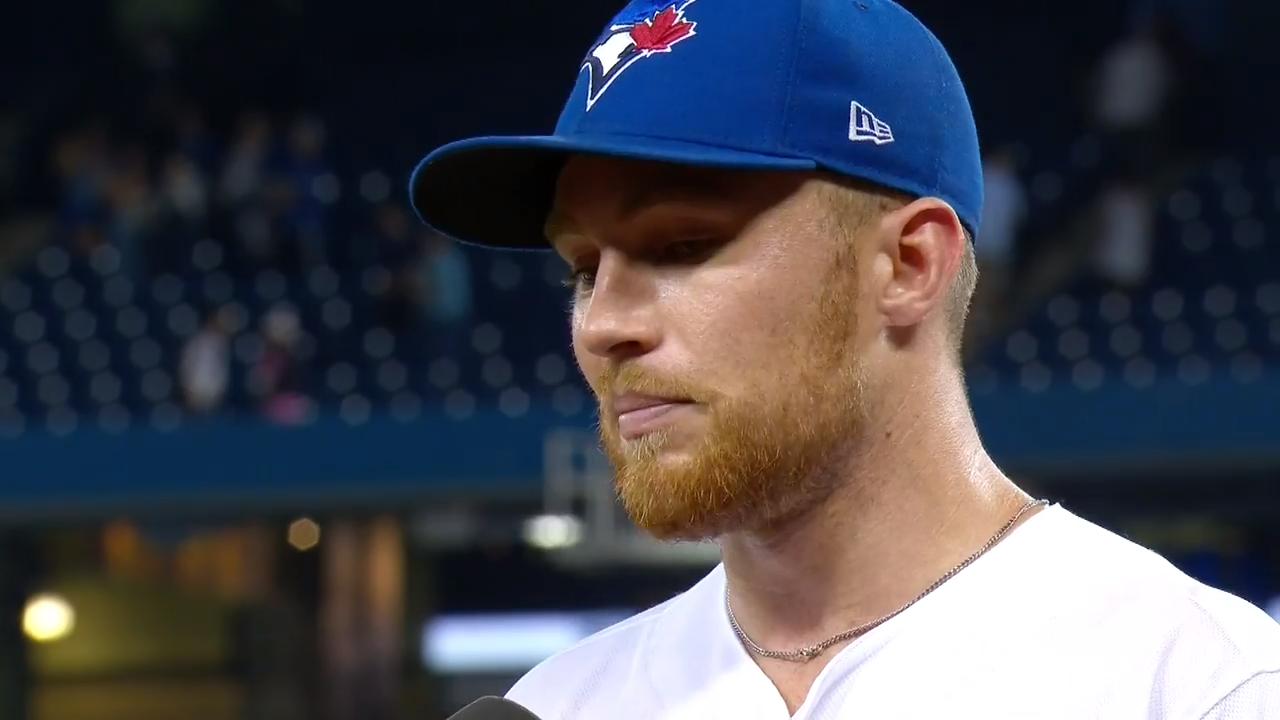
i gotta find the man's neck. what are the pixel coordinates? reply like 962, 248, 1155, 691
716, 376, 1036, 662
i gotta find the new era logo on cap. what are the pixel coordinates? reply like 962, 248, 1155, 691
849, 101, 894, 145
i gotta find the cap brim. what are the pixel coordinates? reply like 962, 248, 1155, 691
409, 134, 817, 249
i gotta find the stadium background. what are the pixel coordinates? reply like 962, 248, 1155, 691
1, 0, 1278, 718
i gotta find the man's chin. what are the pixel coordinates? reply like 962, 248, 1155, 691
616, 472, 744, 543
629, 512, 728, 543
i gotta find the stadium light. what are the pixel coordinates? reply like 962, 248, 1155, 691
288, 517, 322, 551
522, 514, 584, 550
23, 593, 75, 643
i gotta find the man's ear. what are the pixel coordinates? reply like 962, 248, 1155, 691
872, 198, 966, 331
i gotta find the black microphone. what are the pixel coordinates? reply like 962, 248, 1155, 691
446, 696, 542, 720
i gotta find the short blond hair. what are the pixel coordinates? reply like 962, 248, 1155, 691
819, 177, 977, 361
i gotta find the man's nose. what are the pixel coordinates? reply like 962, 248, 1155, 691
575, 253, 661, 363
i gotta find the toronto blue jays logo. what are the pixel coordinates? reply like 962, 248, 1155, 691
581, 0, 700, 111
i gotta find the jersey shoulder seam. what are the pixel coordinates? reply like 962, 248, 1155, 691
1196, 668, 1280, 718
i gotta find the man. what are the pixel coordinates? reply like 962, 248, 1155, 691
409, 0, 1280, 717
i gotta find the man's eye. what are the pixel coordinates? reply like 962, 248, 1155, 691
561, 267, 597, 292
559, 238, 716, 292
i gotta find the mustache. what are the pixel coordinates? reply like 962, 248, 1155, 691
598, 364, 719, 407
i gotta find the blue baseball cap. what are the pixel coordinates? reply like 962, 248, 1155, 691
409, 0, 982, 249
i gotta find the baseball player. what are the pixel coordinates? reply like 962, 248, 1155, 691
409, 0, 1280, 717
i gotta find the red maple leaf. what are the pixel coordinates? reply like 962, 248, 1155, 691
630, 6, 695, 52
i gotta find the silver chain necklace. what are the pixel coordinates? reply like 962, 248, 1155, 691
725, 498, 1049, 663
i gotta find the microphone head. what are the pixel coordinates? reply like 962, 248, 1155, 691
446, 696, 541, 720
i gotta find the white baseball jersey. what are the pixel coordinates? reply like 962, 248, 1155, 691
506, 505, 1280, 719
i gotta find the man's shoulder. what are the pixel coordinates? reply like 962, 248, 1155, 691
504, 566, 723, 719
1020, 507, 1280, 713
1039, 508, 1257, 603
1033, 507, 1276, 630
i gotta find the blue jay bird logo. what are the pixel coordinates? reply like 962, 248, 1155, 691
581, 0, 700, 111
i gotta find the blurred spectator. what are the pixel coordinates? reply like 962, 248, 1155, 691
368, 203, 415, 268
370, 205, 418, 335
1094, 180, 1154, 288
977, 147, 1026, 297
280, 115, 333, 268
221, 112, 271, 208
966, 147, 1027, 343
255, 304, 312, 426
1092, 22, 1175, 181
1088, 20, 1176, 293
1093, 23, 1173, 133
417, 229, 473, 354
221, 112, 276, 267
52, 124, 111, 227
180, 307, 234, 414
160, 154, 208, 225
103, 144, 158, 281
155, 152, 210, 270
